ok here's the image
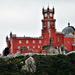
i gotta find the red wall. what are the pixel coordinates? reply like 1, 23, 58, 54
55, 34, 64, 47
10, 37, 44, 54
50, 29, 56, 47
64, 38, 74, 51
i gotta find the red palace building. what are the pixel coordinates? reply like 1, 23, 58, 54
5, 6, 75, 54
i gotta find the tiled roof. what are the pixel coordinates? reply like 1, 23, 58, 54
56, 31, 64, 34
64, 35, 74, 38
62, 26, 75, 34
16, 37, 43, 39
12, 34, 16, 37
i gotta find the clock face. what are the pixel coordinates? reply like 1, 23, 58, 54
45, 13, 47, 17
50, 13, 52, 17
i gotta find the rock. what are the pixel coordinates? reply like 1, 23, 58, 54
55, 43, 68, 54
60, 43, 67, 54
46, 46, 59, 54
20, 61, 24, 64
21, 65, 29, 71
21, 56, 36, 72
16, 50, 21, 54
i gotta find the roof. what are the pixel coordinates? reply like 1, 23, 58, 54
11, 33, 43, 39
16, 37, 43, 39
64, 34, 74, 38
56, 31, 64, 34
62, 26, 75, 34
12, 34, 16, 37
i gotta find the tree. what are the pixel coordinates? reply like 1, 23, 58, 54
3, 47, 10, 56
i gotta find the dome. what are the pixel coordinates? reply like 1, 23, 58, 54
62, 23, 75, 34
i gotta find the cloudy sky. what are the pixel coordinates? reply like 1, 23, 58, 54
0, 0, 75, 54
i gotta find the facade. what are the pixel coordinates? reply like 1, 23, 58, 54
5, 6, 75, 54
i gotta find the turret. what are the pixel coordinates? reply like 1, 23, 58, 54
6, 36, 8, 42
47, 5, 49, 12
10, 32, 12, 38
68, 22, 70, 26
53, 6, 54, 14
42, 6, 55, 20
42, 7, 44, 15
42, 6, 56, 45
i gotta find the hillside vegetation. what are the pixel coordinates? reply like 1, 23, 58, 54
0, 53, 75, 75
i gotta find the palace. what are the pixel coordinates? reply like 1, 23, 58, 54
4, 6, 75, 55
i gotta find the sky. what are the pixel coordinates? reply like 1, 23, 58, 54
0, 0, 75, 54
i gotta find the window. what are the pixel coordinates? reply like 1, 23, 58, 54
27, 46, 29, 49
22, 46, 26, 50
33, 40, 35, 43
38, 46, 40, 48
19, 40, 21, 44
39, 40, 41, 43
10, 39, 12, 49
11, 40, 12, 44
18, 46, 20, 49
45, 13, 47, 17
51, 22, 53, 25
33, 46, 35, 48
68, 41, 69, 44
44, 41, 46, 42
44, 23, 46, 28
45, 36, 46, 38
58, 37, 59, 42
50, 13, 52, 17
26, 40, 29, 44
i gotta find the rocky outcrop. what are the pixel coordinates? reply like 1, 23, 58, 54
21, 56, 36, 73
55, 43, 67, 54
43, 43, 67, 54
16, 50, 21, 54
44, 46, 59, 54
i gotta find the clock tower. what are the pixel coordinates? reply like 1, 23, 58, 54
42, 6, 56, 46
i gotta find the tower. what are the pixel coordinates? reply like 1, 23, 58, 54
42, 6, 56, 45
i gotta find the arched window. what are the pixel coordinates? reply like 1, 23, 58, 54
58, 37, 59, 42
50, 13, 52, 17
26, 40, 29, 44
38, 46, 40, 48
19, 40, 21, 44
27, 46, 29, 49
44, 23, 46, 28
33, 40, 35, 43
39, 40, 41, 43
33, 46, 35, 48
45, 13, 47, 17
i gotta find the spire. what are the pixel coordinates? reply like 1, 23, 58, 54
6, 36, 8, 42
10, 32, 12, 38
47, 3, 49, 12
53, 6, 54, 8
68, 22, 70, 26
42, 6, 44, 15
48, 3, 49, 8
43, 6, 44, 9
53, 6, 54, 14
